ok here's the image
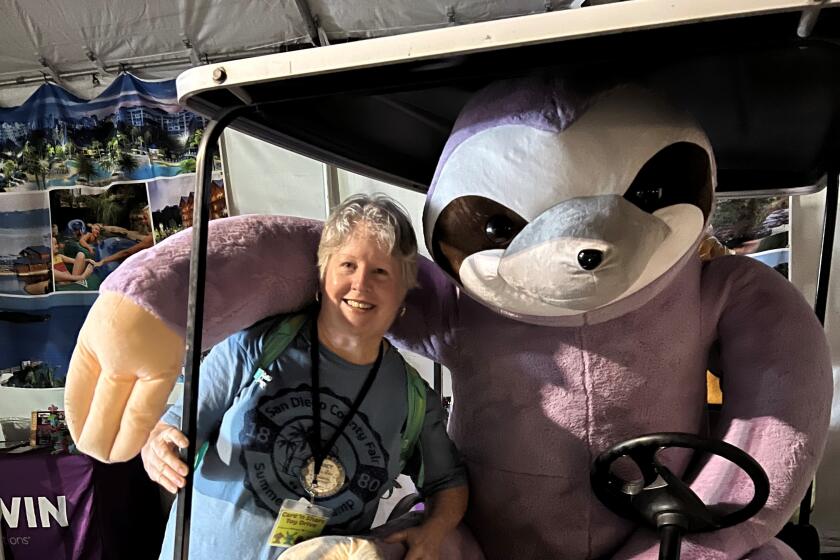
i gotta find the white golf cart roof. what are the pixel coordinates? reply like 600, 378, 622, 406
176, 0, 840, 194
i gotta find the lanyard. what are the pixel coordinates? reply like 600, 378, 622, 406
308, 318, 383, 484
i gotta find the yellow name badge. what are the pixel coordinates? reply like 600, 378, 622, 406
268, 498, 333, 551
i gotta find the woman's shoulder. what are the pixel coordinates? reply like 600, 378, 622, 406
382, 342, 426, 385
383, 339, 405, 364
229, 310, 313, 357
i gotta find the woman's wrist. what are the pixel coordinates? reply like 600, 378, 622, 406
420, 484, 468, 534
420, 514, 457, 536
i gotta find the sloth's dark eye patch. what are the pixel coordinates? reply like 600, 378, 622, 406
625, 186, 664, 214
432, 196, 528, 280
485, 214, 519, 246
623, 142, 712, 218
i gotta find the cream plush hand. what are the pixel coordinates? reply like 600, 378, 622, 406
64, 215, 324, 463
65, 293, 186, 462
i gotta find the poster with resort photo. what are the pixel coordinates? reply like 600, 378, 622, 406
148, 173, 228, 243
711, 196, 790, 275
45, 183, 154, 293
0, 74, 203, 193
0, 192, 51, 296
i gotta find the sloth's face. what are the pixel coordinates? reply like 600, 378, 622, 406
427, 124, 712, 321
433, 142, 711, 282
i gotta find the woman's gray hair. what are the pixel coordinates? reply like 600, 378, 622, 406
318, 193, 418, 289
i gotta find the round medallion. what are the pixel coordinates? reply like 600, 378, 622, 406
300, 455, 346, 498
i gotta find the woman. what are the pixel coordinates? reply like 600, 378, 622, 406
24, 236, 95, 294
52, 236, 95, 284
79, 223, 102, 254
142, 194, 468, 560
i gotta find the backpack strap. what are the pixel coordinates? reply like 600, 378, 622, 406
399, 363, 427, 488
194, 312, 308, 469
253, 312, 309, 381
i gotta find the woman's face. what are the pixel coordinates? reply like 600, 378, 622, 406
321, 227, 407, 339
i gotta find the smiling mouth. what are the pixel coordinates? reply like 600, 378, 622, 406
343, 299, 375, 310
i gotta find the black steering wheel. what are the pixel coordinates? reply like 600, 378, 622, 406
591, 432, 769, 558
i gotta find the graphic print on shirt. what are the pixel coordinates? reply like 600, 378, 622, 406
240, 385, 391, 527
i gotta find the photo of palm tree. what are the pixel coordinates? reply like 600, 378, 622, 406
0, 75, 204, 193
148, 174, 228, 242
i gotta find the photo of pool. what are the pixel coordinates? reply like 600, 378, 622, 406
56, 234, 140, 291
48, 183, 154, 293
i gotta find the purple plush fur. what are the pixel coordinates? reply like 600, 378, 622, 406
428, 74, 601, 199
102, 215, 323, 346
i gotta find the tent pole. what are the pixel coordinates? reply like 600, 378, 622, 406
323, 164, 340, 214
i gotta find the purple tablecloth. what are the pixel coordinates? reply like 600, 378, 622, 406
1, 451, 164, 560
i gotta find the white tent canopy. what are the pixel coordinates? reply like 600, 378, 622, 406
0, 0, 591, 96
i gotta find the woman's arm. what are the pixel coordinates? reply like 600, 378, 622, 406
384, 485, 468, 560
100, 224, 128, 235
423, 485, 468, 532
79, 233, 95, 252
385, 380, 469, 559
99, 224, 146, 241
95, 235, 153, 267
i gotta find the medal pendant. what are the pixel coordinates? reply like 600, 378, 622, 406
300, 455, 346, 498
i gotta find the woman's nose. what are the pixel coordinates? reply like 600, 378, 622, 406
350, 269, 372, 292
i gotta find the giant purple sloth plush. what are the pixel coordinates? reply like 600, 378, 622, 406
65, 75, 832, 559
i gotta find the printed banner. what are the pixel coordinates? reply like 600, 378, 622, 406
0, 453, 98, 559
0, 73, 226, 389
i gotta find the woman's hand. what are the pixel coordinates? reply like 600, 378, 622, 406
383, 485, 468, 560
141, 422, 190, 494
383, 521, 448, 560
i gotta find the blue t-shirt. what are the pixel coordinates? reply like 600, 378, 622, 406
159, 315, 465, 560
